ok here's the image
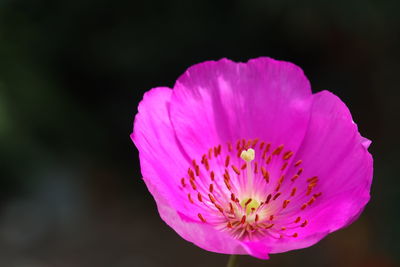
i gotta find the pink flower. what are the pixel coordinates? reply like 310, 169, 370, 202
131, 57, 373, 259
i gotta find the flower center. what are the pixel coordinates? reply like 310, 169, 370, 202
178, 138, 322, 241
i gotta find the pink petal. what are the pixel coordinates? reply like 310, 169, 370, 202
131, 87, 246, 254
268, 90, 373, 253
169, 57, 313, 159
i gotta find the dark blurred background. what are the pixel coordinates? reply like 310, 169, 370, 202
0, 0, 399, 266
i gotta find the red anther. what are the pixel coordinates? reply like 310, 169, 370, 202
255, 214, 259, 222
198, 213, 206, 223
241, 215, 246, 224
241, 163, 247, 170
266, 155, 272, 164
265, 143, 271, 152
188, 168, 195, 179
269, 215, 274, 221
245, 140, 252, 149
189, 179, 197, 190
297, 168, 303, 175
225, 155, 230, 167
313, 192, 322, 198
301, 203, 307, 210
273, 192, 281, 200
294, 160, 302, 167
209, 184, 214, 193
197, 192, 203, 202
283, 151, 294, 160
301, 220, 308, 227
294, 216, 301, 223
244, 198, 252, 206
215, 203, 224, 213
281, 162, 288, 171
290, 187, 297, 197
265, 194, 272, 204
272, 144, 284, 155
275, 184, 281, 192
208, 194, 216, 203
210, 171, 215, 181
259, 141, 265, 149
291, 174, 299, 182
229, 202, 234, 213
283, 200, 290, 209
224, 178, 232, 190
293, 233, 298, 238
231, 165, 241, 175
306, 176, 318, 183
188, 194, 194, 204
307, 196, 316, 205
181, 178, 186, 187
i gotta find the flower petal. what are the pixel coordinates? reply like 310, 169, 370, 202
269, 90, 373, 253
169, 57, 313, 159
131, 87, 246, 254
131, 87, 188, 210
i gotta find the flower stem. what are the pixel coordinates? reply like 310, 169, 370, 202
227, 255, 239, 267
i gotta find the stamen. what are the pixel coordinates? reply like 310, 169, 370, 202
189, 179, 197, 190
306, 176, 318, 183
225, 155, 230, 167
209, 184, 214, 193
197, 192, 203, 202
294, 160, 302, 167
181, 178, 186, 187
231, 165, 241, 175
290, 187, 297, 197
259, 141, 265, 149
261, 167, 270, 183
294, 216, 301, 223
188, 193, 194, 204
283, 151, 294, 160
241, 215, 246, 224
292, 233, 298, 238
281, 162, 288, 171
272, 145, 284, 155
265, 194, 272, 204
291, 174, 299, 182
208, 194, 216, 204
301, 220, 308, 227
198, 213, 206, 223
273, 193, 281, 200
283, 200, 290, 209
188, 168, 195, 180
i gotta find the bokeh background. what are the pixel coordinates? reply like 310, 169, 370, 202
0, 1, 399, 266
